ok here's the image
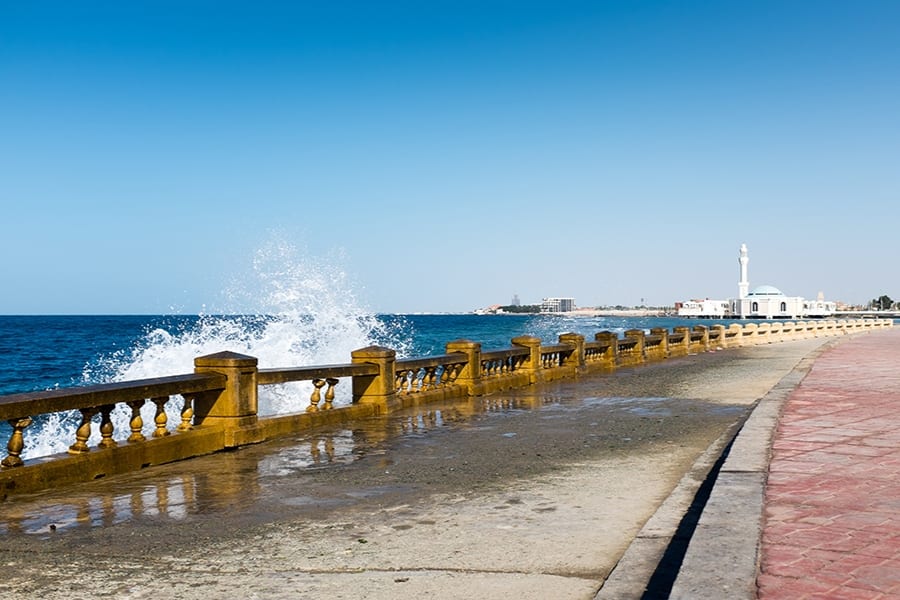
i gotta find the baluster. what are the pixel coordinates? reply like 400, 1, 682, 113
398, 371, 409, 394
419, 369, 428, 391
308, 379, 324, 412
2, 417, 33, 468
98, 405, 118, 449
324, 378, 338, 409
127, 400, 146, 442
68, 408, 98, 454
411, 369, 422, 393
178, 395, 194, 431
424, 367, 436, 391
152, 396, 170, 438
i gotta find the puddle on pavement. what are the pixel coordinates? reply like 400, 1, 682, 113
0, 390, 742, 537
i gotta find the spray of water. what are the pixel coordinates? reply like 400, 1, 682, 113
22, 238, 410, 459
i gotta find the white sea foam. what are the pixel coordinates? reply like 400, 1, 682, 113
22, 238, 410, 459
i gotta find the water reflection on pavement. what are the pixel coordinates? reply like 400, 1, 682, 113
0, 385, 744, 540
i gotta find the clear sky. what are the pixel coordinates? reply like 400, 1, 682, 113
2, 1, 898, 314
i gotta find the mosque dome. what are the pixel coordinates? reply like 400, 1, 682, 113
748, 284, 785, 297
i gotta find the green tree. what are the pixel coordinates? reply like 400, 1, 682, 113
497, 304, 540, 313
871, 295, 894, 310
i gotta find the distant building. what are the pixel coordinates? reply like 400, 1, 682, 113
803, 292, 837, 318
541, 297, 575, 313
676, 299, 730, 318
511, 294, 521, 307
678, 244, 835, 319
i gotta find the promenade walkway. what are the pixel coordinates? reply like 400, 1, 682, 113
757, 328, 900, 599
662, 327, 900, 600
0, 328, 897, 599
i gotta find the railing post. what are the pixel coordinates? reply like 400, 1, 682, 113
649, 327, 669, 359
693, 325, 710, 351
193, 351, 259, 429
351, 346, 398, 413
594, 331, 618, 368
558, 333, 586, 372
511, 335, 543, 384
623, 329, 646, 365
769, 322, 783, 342
445, 340, 484, 396
668, 326, 689, 356
711, 324, 726, 349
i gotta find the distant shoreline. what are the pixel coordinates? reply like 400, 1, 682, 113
570, 308, 672, 317
474, 308, 673, 317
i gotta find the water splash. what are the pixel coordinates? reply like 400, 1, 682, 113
22, 239, 411, 459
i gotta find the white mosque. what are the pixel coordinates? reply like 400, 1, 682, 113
678, 244, 836, 319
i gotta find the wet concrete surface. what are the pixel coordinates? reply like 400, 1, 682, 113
0, 339, 828, 599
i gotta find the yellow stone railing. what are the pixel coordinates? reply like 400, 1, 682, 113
0, 318, 892, 498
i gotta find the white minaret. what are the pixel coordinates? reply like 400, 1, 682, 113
738, 243, 749, 299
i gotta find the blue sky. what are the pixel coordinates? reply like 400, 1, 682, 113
2, 1, 898, 314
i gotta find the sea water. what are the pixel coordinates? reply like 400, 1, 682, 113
0, 241, 739, 459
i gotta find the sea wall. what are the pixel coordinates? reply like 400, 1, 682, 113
0, 318, 892, 498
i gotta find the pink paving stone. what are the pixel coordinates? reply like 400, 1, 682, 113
762, 555, 836, 579
761, 543, 806, 567
856, 537, 900, 560
757, 573, 838, 598
829, 513, 894, 531
817, 530, 888, 553
760, 329, 900, 599
782, 528, 832, 549
831, 551, 893, 574
827, 444, 894, 458
844, 560, 900, 592
807, 588, 886, 600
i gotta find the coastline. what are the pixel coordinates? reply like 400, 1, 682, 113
568, 308, 671, 317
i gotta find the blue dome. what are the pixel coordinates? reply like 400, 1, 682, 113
748, 284, 785, 296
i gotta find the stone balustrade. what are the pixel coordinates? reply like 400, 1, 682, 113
0, 318, 892, 498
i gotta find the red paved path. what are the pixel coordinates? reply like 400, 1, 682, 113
758, 328, 900, 599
